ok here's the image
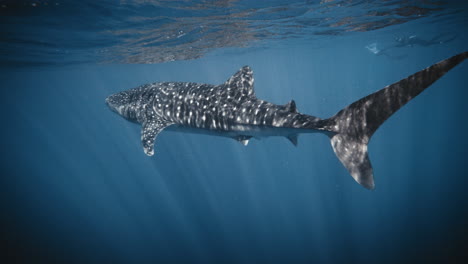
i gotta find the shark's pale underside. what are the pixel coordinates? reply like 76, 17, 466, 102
106, 52, 467, 189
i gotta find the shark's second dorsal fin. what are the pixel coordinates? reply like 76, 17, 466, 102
285, 100, 297, 113
224, 66, 255, 97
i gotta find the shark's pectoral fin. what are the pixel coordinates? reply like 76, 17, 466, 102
141, 118, 173, 156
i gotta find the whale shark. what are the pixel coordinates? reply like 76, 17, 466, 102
106, 52, 467, 189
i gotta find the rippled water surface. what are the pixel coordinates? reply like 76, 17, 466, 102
1, 0, 466, 66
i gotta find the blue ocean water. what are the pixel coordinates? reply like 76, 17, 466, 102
1, 1, 468, 263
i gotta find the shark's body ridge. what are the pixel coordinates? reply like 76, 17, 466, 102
106, 52, 467, 189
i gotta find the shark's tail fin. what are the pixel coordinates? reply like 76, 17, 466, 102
323, 52, 467, 189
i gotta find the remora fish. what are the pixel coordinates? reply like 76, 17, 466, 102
106, 52, 467, 189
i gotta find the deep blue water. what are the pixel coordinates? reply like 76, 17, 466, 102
1, 1, 468, 263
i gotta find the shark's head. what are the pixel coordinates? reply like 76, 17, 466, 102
105, 91, 132, 117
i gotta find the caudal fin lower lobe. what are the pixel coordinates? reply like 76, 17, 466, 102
325, 52, 467, 189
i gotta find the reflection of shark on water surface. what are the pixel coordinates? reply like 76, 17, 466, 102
366, 34, 457, 59
106, 52, 467, 189
394, 34, 457, 48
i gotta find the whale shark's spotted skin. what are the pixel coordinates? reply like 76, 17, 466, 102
107, 66, 324, 155
106, 52, 467, 189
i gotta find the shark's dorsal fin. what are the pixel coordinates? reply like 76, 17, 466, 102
224, 66, 255, 97
141, 108, 173, 156
285, 100, 297, 113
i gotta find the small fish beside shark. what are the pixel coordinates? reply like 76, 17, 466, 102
106, 52, 467, 189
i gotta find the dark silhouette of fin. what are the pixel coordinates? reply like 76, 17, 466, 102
287, 134, 298, 146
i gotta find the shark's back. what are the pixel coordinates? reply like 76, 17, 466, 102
148, 81, 256, 129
